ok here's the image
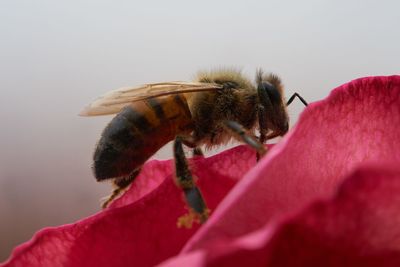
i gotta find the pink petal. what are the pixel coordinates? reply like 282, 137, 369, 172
110, 144, 263, 209
161, 164, 400, 266
1, 145, 258, 267
183, 75, 400, 251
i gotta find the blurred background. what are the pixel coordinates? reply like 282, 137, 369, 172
0, 0, 399, 261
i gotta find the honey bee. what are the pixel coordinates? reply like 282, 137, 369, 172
80, 69, 307, 226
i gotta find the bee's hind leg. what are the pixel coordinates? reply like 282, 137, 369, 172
174, 136, 209, 228
223, 120, 267, 159
101, 168, 140, 209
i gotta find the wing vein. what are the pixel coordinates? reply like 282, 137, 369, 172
80, 82, 222, 116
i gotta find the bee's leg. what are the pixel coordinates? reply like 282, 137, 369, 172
174, 136, 209, 227
257, 105, 268, 161
181, 136, 204, 157
256, 80, 275, 161
101, 168, 140, 209
223, 120, 267, 158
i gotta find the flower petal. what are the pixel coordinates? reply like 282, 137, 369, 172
183, 75, 400, 251
160, 165, 400, 266
2, 145, 258, 267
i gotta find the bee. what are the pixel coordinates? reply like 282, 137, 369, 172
80, 69, 307, 226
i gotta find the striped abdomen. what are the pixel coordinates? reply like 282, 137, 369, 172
93, 94, 193, 181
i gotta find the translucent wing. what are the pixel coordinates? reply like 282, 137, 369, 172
79, 81, 222, 116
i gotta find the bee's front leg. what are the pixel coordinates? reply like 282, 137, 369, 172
257, 105, 268, 161
174, 136, 209, 228
223, 120, 267, 159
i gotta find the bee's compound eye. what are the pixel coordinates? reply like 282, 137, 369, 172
283, 121, 289, 133
262, 82, 281, 104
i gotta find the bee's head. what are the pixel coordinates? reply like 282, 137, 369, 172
256, 70, 289, 136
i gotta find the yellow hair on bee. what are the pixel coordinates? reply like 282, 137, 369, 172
195, 69, 255, 90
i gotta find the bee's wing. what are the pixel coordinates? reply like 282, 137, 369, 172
79, 81, 222, 116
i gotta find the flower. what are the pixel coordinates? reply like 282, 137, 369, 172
2, 75, 400, 267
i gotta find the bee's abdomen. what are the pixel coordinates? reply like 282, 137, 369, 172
93, 94, 193, 180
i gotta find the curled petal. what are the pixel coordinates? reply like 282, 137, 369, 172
161, 165, 400, 266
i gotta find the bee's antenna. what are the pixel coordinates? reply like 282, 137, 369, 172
286, 93, 308, 106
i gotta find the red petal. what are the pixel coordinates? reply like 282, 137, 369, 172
183, 76, 400, 251
161, 165, 400, 266
110, 145, 261, 209
1, 146, 258, 267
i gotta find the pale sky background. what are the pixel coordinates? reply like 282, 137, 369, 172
0, 0, 399, 261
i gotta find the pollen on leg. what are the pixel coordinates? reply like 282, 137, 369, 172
177, 210, 197, 229
176, 208, 211, 228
